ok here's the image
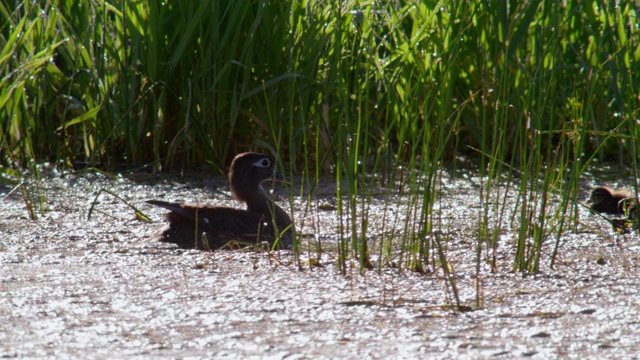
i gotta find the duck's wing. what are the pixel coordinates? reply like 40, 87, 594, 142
146, 200, 271, 249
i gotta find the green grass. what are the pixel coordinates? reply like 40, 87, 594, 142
2, 0, 639, 284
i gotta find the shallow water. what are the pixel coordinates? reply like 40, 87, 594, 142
1, 167, 639, 358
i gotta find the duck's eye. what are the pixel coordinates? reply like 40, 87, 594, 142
255, 158, 271, 168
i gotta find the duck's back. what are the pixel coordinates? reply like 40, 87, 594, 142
147, 200, 285, 250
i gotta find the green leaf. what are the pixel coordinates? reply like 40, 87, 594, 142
57, 105, 103, 131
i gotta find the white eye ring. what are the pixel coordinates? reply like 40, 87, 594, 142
255, 158, 271, 168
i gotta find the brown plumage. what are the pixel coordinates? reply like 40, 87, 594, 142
588, 187, 635, 215
147, 152, 293, 250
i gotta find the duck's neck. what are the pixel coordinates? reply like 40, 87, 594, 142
244, 187, 293, 232
244, 187, 272, 214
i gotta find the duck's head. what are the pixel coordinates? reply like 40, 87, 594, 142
229, 152, 278, 203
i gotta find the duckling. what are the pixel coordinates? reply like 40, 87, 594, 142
587, 187, 635, 215
147, 152, 293, 250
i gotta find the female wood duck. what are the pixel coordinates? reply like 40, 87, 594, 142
147, 152, 293, 250
588, 186, 635, 215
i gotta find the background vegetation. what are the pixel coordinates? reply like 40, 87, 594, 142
2, 0, 639, 279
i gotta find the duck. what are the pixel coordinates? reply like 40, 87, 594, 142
587, 186, 635, 215
147, 152, 294, 250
